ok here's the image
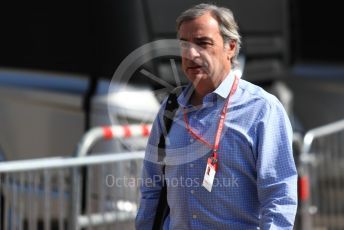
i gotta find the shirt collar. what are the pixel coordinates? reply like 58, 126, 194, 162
177, 83, 193, 108
213, 70, 236, 99
177, 70, 236, 107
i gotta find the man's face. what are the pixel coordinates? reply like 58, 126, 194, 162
178, 12, 236, 85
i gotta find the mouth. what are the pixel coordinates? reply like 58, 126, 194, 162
187, 65, 202, 70
187, 62, 206, 70
186, 65, 207, 75
184, 59, 208, 75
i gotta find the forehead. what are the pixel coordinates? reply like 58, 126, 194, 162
178, 12, 221, 40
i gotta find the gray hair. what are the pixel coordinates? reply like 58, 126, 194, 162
176, 3, 241, 68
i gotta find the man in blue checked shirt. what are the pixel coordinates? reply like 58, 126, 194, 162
136, 3, 297, 230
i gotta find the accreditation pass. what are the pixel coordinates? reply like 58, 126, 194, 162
202, 160, 216, 192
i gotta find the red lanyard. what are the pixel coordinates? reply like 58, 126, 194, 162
183, 76, 239, 165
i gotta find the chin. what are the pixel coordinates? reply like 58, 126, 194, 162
186, 73, 209, 83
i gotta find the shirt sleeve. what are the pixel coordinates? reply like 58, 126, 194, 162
135, 101, 167, 230
255, 96, 298, 230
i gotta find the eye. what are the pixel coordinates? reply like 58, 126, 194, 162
179, 41, 190, 49
197, 41, 213, 48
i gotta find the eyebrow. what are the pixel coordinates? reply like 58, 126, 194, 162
194, 37, 214, 43
179, 37, 214, 43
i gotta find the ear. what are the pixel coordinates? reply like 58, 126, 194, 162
226, 40, 236, 59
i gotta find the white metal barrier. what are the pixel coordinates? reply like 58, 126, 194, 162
0, 124, 152, 230
76, 124, 151, 157
0, 152, 145, 230
72, 124, 151, 230
299, 119, 344, 230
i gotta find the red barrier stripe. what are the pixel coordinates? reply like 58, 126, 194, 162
298, 175, 310, 202
142, 124, 150, 137
123, 125, 132, 138
102, 127, 113, 139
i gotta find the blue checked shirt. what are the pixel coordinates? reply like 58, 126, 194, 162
136, 71, 298, 229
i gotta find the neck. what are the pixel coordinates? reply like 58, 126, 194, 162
190, 90, 205, 106
190, 71, 230, 106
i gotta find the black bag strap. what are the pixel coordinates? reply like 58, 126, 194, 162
157, 93, 179, 162
152, 90, 181, 230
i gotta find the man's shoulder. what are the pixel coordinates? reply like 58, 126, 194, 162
157, 85, 188, 113
237, 79, 284, 113
239, 79, 275, 100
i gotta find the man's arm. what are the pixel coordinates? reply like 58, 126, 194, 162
135, 160, 164, 229
256, 97, 298, 229
135, 104, 166, 229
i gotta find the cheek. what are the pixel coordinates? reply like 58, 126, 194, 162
181, 57, 187, 68
202, 55, 213, 69
202, 48, 217, 61
181, 58, 188, 74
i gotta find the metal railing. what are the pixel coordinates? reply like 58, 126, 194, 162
72, 124, 151, 230
0, 124, 152, 230
299, 119, 344, 230
76, 124, 151, 157
0, 152, 145, 230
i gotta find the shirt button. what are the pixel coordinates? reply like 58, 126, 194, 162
190, 190, 195, 194
190, 163, 194, 168
192, 214, 197, 219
